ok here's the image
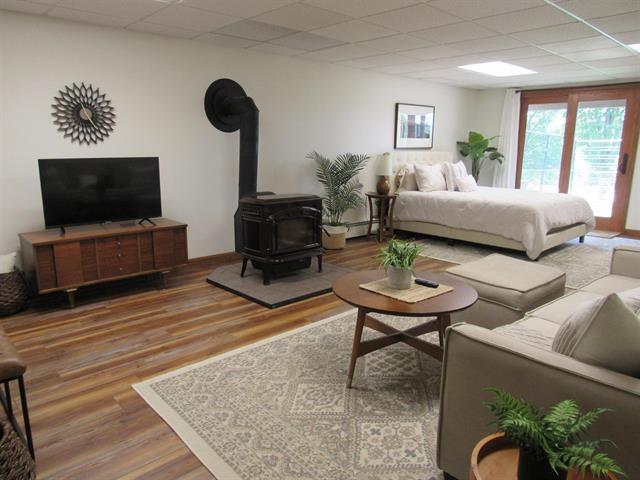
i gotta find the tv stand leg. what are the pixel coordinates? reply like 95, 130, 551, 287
60, 226, 66, 236
66, 288, 77, 309
138, 218, 157, 226
159, 271, 170, 289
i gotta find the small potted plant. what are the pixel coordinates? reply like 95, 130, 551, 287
308, 151, 369, 250
457, 131, 504, 181
377, 239, 422, 289
484, 388, 625, 480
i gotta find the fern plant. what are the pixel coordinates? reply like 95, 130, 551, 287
485, 388, 625, 479
308, 151, 369, 226
377, 239, 422, 271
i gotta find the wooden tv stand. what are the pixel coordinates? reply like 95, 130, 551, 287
19, 218, 188, 308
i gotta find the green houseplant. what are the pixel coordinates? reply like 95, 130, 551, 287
485, 388, 625, 480
457, 131, 504, 181
308, 151, 369, 250
377, 239, 422, 289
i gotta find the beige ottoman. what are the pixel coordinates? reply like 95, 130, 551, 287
446, 254, 565, 329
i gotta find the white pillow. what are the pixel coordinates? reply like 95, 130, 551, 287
552, 293, 640, 378
395, 166, 418, 192
443, 161, 468, 191
0, 252, 16, 274
413, 163, 446, 192
455, 175, 477, 192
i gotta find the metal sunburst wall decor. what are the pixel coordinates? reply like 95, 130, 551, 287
52, 83, 116, 145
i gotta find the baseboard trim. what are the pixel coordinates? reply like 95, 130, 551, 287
188, 251, 241, 264
622, 229, 640, 239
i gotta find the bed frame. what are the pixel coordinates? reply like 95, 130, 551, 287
389, 151, 589, 259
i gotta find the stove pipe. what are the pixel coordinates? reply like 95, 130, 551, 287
204, 79, 259, 199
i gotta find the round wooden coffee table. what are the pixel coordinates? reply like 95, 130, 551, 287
333, 270, 477, 388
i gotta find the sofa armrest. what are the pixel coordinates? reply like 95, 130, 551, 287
610, 245, 640, 278
437, 323, 640, 480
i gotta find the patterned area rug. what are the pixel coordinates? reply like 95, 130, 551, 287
416, 235, 640, 289
134, 310, 444, 480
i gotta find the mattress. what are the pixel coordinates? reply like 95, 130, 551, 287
393, 187, 595, 259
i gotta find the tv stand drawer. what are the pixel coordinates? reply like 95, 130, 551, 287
97, 235, 140, 279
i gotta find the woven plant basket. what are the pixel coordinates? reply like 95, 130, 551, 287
0, 421, 35, 480
0, 270, 29, 317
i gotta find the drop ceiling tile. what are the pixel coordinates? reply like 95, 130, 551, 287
195, 32, 259, 47
402, 44, 466, 60
511, 22, 596, 44
412, 21, 497, 44
372, 61, 446, 74
448, 35, 526, 53
311, 19, 396, 42
614, 30, 640, 45
47, 6, 129, 27
142, 5, 240, 32
556, 0, 640, 20
56, 0, 166, 22
590, 12, 640, 34
543, 36, 620, 54
475, 5, 574, 34
270, 31, 344, 51
484, 46, 549, 60
426, 0, 545, 20
128, 21, 199, 38
365, 4, 461, 33
515, 54, 573, 67
0, 0, 51, 14
563, 46, 635, 62
582, 56, 640, 69
249, 43, 305, 56
179, 0, 296, 18
252, 3, 352, 31
360, 34, 435, 52
338, 53, 417, 67
215, 19, 297, 41
302, 0, 421, 18
532, 62, 592, 74
301, 43, 383, 61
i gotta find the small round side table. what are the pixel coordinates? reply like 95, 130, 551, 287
366, 192, 398, 243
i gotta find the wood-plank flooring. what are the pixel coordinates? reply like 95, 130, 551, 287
1, 238, 450, 479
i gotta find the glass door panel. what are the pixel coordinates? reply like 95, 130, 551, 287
520, 103, 568, 192
568, 99, 626, 218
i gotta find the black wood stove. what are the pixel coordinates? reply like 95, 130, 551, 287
204, 79, 322, 285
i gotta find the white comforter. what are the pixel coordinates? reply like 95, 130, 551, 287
394, 187, 595, 259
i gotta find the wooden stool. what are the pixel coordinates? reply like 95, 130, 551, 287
0, 326, 34, 459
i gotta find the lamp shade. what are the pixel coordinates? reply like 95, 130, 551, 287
375, 153, 393, 176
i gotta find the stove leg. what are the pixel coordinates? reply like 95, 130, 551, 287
240, 257, 248, 277
318, 255, 323, 272
263, 265, 271, 285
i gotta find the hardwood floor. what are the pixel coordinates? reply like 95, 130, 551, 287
1, 238, 450, 479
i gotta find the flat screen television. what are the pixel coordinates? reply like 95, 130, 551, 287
38, 157, 162, 228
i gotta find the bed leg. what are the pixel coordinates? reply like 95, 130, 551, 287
579, 235, 585, 243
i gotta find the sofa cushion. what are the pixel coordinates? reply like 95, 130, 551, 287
493, 316, 558, 351
447, 254, 565, 311
580, 274, 640, 295
619, 286, 640, 314
529, 290, 604, 325
552, 293, 640, 378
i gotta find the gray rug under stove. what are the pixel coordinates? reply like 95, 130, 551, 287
207, 261, 353, 308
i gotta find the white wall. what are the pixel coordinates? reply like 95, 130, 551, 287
0, 11, 481, 258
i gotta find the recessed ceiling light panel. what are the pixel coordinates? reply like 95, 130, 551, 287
458, 61, 536, 77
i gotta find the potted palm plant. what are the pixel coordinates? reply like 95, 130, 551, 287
377, 239, 422, 289
308, 151, 369, 250
484, 388, 625, 480
457, 131, 504, 181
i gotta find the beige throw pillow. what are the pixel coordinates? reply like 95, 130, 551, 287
552, 293, 640, 378
443, 161, 468, 191
455, 174, 478, 192
414, 163, 446, 192
395, 166, 418, 191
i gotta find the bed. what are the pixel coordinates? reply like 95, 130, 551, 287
389, 152, 595, 260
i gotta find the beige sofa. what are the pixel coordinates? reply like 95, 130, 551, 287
437, 245, 640, 480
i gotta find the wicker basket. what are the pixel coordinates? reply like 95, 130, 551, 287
0, 421, 35, 480
0, 270, 29, 317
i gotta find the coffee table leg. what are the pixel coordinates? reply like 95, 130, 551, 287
347, 308, 367, 388
438, 314, 451, 347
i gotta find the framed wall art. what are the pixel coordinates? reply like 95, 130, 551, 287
394, 103, 434, 149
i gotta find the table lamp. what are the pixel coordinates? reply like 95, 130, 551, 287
375, 152, 393, 195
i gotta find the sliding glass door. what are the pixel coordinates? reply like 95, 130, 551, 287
517, 85, 640, 232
